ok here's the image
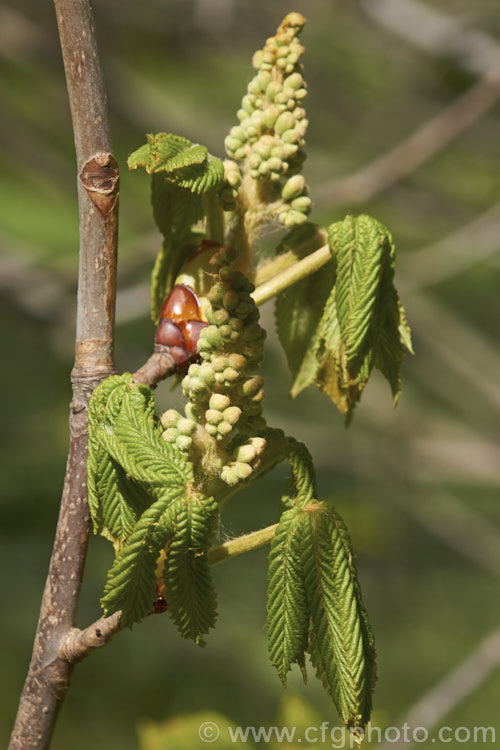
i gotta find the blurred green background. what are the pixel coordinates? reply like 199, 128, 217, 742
2, 1, 500, 748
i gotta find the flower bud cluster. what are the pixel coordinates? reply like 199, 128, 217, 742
160, 409, 197, 453
223, 13, 311, 228
161, 244, 268, 486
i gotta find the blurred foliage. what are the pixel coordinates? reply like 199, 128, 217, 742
2, 1, 500, 749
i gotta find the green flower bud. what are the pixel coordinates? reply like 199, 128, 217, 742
275, 111, 295, 135
279, 209, 307, 227
227, 353, 247, 371
267, 156, 283, 172
258, 161, 271, 176
217, 421, 233, 437
211, 356, 229, 372
188, 376, 210, 395
205, 409, 224, 425
295, 88, 307, 100
242, 95, 254, 114
235, 301, 256, 320
161, 409, 180, 429
219, 266, 236, 284
199, 363, 216, 387
249, 436, 267, 455
236, 109, 247, 121
213, 308, 231, 326
282, 128, 300, 144
291, 196, 312, 213
223, 406, 242, 425
177, 418, 196, 436
241, 376, 264, 396
250, 168, 259, 179
202, 325, 223, 348
234, 444, 257, 463
207, 283, 225, 306
176, 435, 192, 451
206, 423, 218, 437
223, 290, 240, 312
262, 50, 275, 65
162, 428, 178, 443
221, 465, 239, 486
281, 174, 306, 200
262, 106, 280, 129
266, 81, 281, 100
254, 71, 270, 91
209, 393, 231, 411
283, 143, 298, 158
284, 72, 303, 90
222, 367, 240, 383
230, 331, 241, 342
234, 147, 247, 161
248, 153, 261, 169
223, 160, 242, 188
253, 137, 274, 159
184, 403, 200, 422
242, 324, 264, 342
235, 461, 253, 480
225, 135, 242, 152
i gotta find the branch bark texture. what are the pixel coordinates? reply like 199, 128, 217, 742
9, 1, 118, 748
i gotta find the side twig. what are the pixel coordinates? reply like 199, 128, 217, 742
59, 523, 279, 664
9, 1, 118, 748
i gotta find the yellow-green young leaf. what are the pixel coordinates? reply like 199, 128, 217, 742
128, 133, 191, 174
333, 214, 393, 369
87, 374, 137, 534
299, 503, 376, 728
163, 494, 219, 644
280, 214, 412, 422
96, 454, 153, 551
101, 490, 185, 627
282, 439, 317, 509
97, 382, 193, 489
267, 507, 308, 683
275, 259, 336, 388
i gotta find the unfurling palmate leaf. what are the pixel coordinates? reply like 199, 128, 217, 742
276, 214, 413, 422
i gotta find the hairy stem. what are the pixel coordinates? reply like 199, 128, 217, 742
252, 244, 332, 306
9, 2, 118, 748
208, 524, 278, 565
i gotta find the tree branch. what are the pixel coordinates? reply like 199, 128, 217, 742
58, 523, 279, 664
9, 1, 118, 748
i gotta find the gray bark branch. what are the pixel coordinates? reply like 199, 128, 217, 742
8, 1, 118, 748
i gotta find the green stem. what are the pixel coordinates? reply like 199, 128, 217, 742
252, 244, 332, 306
202, 193, 225, 244
208, 523, 278, 565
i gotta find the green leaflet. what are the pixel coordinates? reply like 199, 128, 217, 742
87, 373, 193, 556
275, 239, 336, 383
299, 503, 376, 728
129, 134, 224, 322
101, 490, 185, 628
87, 373, 136, 536
266, 507, 308, 683
163, 494, 219, 644
277, 214, 412, 422
283, 438, 318, 509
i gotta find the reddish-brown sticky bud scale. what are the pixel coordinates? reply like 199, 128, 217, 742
153, 583, 168, 614
183, 320, 208, 354
155, 319, 185, 349
154, 284, 208, 369
160, 283, 201, 323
